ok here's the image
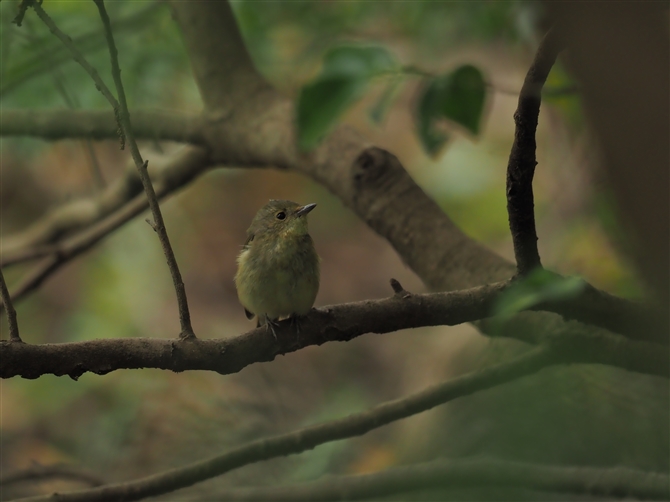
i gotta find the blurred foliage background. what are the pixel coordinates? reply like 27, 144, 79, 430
1, 1, 666, 500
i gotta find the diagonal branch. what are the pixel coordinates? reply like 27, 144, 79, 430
1, 147, 210, 311
506, 27, 565, 275
1, 147, 211, 265
200, 458, 670, 501
12, 346, 559, 502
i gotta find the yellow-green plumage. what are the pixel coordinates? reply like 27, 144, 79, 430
235, 200, 320, 327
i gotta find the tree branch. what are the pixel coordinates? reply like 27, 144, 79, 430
0, 109, 206, 145
201, 458, 670, 501
506, 28, 565, 275
93, 0, 194, 338
12, 346, 559, 502
2, 281, 667, 380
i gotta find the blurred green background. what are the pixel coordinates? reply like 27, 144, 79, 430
1, 1, 666, 500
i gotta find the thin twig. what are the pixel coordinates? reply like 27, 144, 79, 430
93, 0, 194, 339
0, 267, 21, 342
506, 28, 565, 275
12, 347, 559, 502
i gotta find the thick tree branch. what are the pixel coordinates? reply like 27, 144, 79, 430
0, 109, 206, 145
202, 458, 670, 501
506, 28, 564, 275
1, 281, 667, 380
93, 0, 194, 338
13, 347, 559, 502
170, 1, 271, 113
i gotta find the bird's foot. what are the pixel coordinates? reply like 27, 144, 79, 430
262, 317, 279, 340
288, 314, 308, 336
257, 316, 279, 339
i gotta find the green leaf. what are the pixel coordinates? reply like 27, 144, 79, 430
415, 64, 486, 156
297, 45, 397, 150
441, 64, 486, 135
494, 269, 586, 321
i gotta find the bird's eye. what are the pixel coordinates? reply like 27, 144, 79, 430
276, 211, 286, 220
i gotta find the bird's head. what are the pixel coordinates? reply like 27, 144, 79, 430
247, 200, 316, 241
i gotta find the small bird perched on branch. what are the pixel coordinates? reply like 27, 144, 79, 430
235, 200, 320, 337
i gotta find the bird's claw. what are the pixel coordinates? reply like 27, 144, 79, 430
266, 318, 279, 340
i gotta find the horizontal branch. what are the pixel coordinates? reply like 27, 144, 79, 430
2, 281, 667, 380
204, 458, 670, 501
0, 109, 206, 145
13, 346, 559, 502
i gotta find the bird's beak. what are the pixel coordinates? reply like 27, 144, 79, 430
296, 203, 317, 217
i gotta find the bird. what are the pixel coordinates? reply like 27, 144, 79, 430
235, 200, 320, 337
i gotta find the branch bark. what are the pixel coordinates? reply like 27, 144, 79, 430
201, 458, 670, 501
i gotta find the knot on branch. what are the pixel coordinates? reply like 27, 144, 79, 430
178, 330, 197, 341
390, 278, 412, 299
353, 147, 398, 186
